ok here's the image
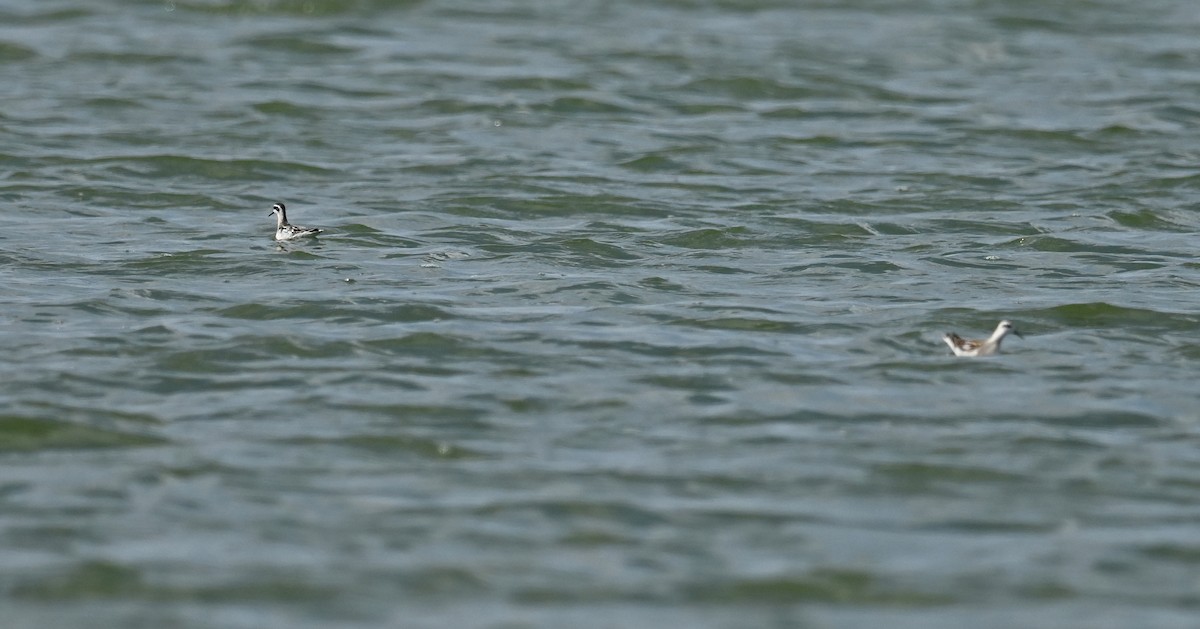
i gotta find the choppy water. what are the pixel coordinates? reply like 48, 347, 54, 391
3, 1, 1200, 627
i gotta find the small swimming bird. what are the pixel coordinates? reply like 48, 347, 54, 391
943, 320, 1023, 357
268, 202, 322, 241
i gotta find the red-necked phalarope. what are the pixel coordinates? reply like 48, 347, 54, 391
269, 202, 323, 241
943, 320, 1022, 357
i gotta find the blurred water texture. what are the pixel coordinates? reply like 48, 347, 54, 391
2, 1, 1200, 627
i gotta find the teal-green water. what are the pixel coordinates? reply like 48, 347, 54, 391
3, 1, 1200, 627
